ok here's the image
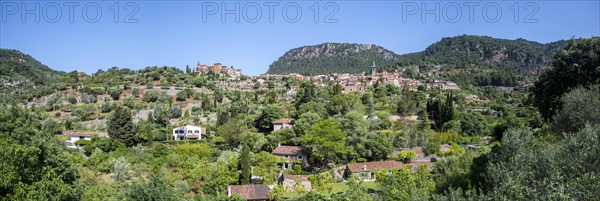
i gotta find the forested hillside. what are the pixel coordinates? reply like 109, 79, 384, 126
395, 35, 570, 75
267, 43, 399, 75
0, 49, 64, 102
268, 36, 570, 79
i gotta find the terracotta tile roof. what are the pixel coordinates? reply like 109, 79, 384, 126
273, 118, 295, 124
347, 160, 405, 173
228, 184, 269, 200
272, 146, 303, 155
282, 174, 310, 181
63, 131, 95, 137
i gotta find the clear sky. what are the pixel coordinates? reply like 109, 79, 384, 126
1, 0, 598, 75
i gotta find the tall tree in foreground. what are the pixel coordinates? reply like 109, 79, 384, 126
533, 37, 600, 120
108, 105, 137, 146
0, 107, 81, 200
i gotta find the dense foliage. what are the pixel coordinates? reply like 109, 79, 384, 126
267, 43, 398, 75
533, 37, 600, 120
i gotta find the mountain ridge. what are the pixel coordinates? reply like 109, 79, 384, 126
267, 35, 572, 76
0, 48, 64, 102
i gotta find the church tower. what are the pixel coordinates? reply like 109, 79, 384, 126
370, 61, 377, 76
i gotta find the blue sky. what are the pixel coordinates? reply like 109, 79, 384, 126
1, 1, 598, 75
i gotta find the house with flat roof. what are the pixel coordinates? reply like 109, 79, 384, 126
63, 131, 97, 149
172, 125, 205, 141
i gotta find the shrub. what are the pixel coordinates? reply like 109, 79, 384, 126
109, 87, 123, 100
81, 94, 97, 103
171, 107, 182, 118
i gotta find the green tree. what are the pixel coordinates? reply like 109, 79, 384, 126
239, 143, 251, 184
108, 105, 137, 146
459, 112, 490, 136
217, 117, 249, 145
377, 166, 435, 201
551, 85, 600, 134
269, 184, 285, 201
252, 151, 281, 184
293, 112, 322, 137
297, 101, 328, 119
482, 126, 600, 200
110, 156, 133, 181
152, 103, 172, 126
0, 107, 81, 200
533, 37, 600, 120
254, 104, 285, 131
328, 94, 364, 115
365, 132, 394, 160
342, 175, 374, 201
302, 120, 348, 167
295, 81, 316, 109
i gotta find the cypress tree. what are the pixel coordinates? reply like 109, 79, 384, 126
240, 143, 251, 184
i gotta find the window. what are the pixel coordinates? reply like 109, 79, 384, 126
79, 136, 85, 140
195, 130, 200, 133
284, 155, 289, 158
188, 130, 193, 133
387, 170, 393, 175
297, 155, 303, 160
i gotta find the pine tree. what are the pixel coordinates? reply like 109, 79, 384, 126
240, 143, 251, 184
108, 105, 137, 146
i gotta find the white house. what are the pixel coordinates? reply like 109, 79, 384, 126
172, 125, 205, 140
63, 131, 95, 149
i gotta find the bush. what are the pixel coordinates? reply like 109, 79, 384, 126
81, 94, 97, 103
101, 102, 111, 113
143, 91, 159, 102
171, 107, 182, 118
74, 139, 91, 146
109, 87, 123, 100
398, 150, 417, 162
66, 95, 77, 104
424, 140, 441, 156
176, 91, 187, 102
